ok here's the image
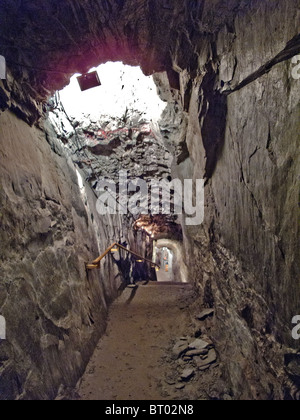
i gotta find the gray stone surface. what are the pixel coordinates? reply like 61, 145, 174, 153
0, 110, 143, 400
189, 339, 210, 351
185, 349, 208, 358
196, 309, 215, 321
195, 350, 217, 370
159, 1, 300, 400
172, 341, 189, 360
48, 108, 173, 195
181, 368, 195, 382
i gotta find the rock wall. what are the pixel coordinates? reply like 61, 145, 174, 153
48, 102, 172, 188
0, 110, 142, 400
160, 1, 300, 399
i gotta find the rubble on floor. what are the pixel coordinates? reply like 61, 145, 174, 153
159, 305, 231, 400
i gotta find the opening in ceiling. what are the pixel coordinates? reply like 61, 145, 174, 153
59, 62, 166, 122
49, 63, 180, 246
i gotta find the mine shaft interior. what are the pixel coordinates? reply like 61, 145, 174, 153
0, 0, 299, 401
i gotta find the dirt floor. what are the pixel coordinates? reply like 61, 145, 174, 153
74, 282, 225, 401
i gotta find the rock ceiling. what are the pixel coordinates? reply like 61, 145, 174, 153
0, 0, 243, 122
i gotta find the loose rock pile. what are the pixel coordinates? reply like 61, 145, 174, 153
173, 335, 218, 382
158, 307, 228, 400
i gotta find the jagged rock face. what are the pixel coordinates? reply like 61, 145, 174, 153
48, 102, 182, 238
172, 3, 300, 399
48, 104, 172, 185
0, 110, 151, 400
0, 0, 299, 400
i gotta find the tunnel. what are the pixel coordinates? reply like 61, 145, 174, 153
0, 0, 299, 401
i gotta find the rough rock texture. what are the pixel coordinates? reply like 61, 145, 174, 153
48, 101, 182, 239
0, 0, 299, 400
153, 0, 300, 399
171, 3, 300, 399
0, 0, 268, 124
0, 110, 149, 400
48, 102, 172, 186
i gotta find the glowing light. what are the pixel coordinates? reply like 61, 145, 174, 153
60, 62, 166, 122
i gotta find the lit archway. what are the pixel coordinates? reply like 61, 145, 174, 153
154, 239, 188, 284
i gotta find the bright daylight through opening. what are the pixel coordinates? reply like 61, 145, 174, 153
59, 62, 166, 122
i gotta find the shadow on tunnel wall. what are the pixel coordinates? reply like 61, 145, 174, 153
200, 63, 228, 181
